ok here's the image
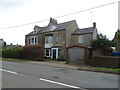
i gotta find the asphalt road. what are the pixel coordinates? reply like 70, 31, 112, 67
1, 60, 119, 89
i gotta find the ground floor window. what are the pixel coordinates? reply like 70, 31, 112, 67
45, 49, 51, 57
58, 49, 60, 56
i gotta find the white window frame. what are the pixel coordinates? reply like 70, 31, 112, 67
45, 36, 53, 44
29, 36, 38, 45
45, 49, 51, 57
79, 35, 83, 44
28, 38, 31, 44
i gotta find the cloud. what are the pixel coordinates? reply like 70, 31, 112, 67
0, 0, 31, 12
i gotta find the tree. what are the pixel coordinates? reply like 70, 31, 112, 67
91, 33, 115, 56
114, 29, 120, 51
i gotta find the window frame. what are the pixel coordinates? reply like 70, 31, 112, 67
45, 49, 51, 57
79, 35, 83, 44
45, 36, 53, 44
28, 36, 38, 45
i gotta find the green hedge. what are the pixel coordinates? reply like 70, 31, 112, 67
2, 49, 23, 59
88, 56, 120, 69
22, 45, 44, 61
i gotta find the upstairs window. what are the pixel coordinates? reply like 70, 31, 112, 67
45, 36, 53, 44
28, 36, 38, 45
28, 38, 31, 44
31, 37, 34, 44
79, 35, 83, 44
56, 35, 60, 43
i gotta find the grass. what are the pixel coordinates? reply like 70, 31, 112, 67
93, 67, 120, 71
77, 65, 120, 74
0, 58, 29, 62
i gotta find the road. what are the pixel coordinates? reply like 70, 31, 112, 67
1, 60, 119, 89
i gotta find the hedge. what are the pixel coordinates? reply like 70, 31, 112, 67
88, 56, 120, 69
22, 45, 44, 61
2, 49, 23, 59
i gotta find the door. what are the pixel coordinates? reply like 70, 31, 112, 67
52, 49, 56, 59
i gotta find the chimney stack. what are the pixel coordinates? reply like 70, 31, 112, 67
93, 22, 96, 28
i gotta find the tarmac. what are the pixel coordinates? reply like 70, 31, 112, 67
26, 60, 81, 70
26, 60, 119, 75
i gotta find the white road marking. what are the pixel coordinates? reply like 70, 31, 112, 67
0, 69, 18, 75
40, 78, 84, 89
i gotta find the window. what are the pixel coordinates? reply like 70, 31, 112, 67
49, 36, 53, 44
28, 36, 38, 45
35, 37, 37, 44
79, 35, 83, 44
45, 36, 53, 44
58, 49, 60, 56
45, 49, 51, 57
45, 37, 49, 44
56, 35, 60, 43
28, 38, 31, 44
31, 38, 34, 44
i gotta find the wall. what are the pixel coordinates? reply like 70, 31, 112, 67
25, 33, 44, 46
71, 33, 93, 47
66, 21, 79, 47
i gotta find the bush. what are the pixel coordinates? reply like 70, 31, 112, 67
22, 45, 44, 61
88, 56, 120, 69
2, 49, 23, 59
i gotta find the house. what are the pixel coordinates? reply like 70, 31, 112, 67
67, 23, 97, 64
113, 29, 120, 52
25, 17, 97, 61
6, 43, 23, 49
0, 39, 6, 49
25, 17, 79, 60
71, 22, 97, 48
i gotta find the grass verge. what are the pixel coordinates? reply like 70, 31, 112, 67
77, 66, 120, 75
0, 58, 29, 62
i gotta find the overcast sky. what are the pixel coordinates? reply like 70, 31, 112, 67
0, 0, 119, 45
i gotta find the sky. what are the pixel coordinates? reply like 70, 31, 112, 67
0, 0, 119, 45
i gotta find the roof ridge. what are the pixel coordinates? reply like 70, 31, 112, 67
58, 20, 76, 24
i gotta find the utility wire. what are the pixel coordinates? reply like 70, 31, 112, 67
0, 1, 118, 29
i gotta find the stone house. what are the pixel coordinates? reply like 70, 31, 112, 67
25, 18, 97, 61
71, 22, 97, 48
0, 39, 6, 49
67, 23, 97, 64
25, 18, 79, 60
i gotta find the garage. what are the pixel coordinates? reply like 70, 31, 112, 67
67, 45, 89, 64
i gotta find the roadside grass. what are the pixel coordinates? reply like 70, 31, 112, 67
0, 58, 29, 62
93, 67, 120, 72
77, 66, 120, 74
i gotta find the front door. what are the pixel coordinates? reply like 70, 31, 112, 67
51, 48, 61, 60
52, 49, 56, 59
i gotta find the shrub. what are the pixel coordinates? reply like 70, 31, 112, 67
22, 45, 44, 61
2, 48, 23, 59
88, 56, 120, 69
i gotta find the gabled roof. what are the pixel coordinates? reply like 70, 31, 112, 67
26, 18, 77, 35
55, 20, 76, 31
72, 27, 96, 35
